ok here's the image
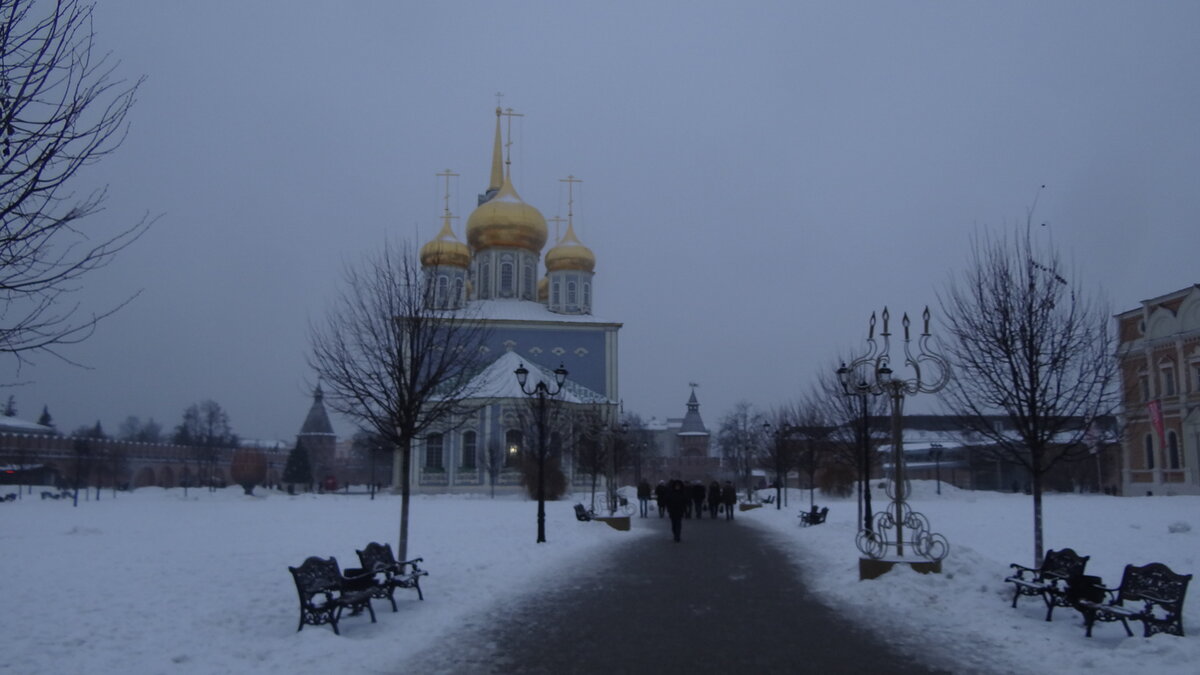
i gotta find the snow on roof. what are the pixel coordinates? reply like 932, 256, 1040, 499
460, 351, 609, 404
0, 417, 57, 435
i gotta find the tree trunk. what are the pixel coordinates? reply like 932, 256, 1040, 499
1031, 448, 1045, 567
397, 441, 412, 561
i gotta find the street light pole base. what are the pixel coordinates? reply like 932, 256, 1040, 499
858, 557, 942, 580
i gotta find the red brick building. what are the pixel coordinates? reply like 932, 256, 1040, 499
1115, 284, 1200, 495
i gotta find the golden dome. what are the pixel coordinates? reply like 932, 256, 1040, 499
420, 219, 470, 269
466, 176, 547, 253
537, 276, 548, 302
544, 222, 595, 273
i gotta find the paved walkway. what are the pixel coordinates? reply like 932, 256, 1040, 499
402, 511, 947, 674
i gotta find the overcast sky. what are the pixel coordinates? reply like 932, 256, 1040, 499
6, 0, 1198, 441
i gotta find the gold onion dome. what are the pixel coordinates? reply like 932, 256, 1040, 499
544, 222, 595, 273
466, 176, 547, 253
420, 219, 471, 268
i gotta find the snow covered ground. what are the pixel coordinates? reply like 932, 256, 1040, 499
0, 483, 1196, 674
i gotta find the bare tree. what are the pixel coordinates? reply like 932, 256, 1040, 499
309, 239, 490, 560
0, 0, 151, 365
758, 406, 789, 510
481, 438, 505, 499
716, 401, 768, 501
939, 223, 1118, 566
173, 400, 237, 491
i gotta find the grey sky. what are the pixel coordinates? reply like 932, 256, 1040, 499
7, 0, 1198, 441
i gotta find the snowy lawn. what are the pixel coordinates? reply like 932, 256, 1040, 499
744, 482, 1200, 675
0, 483, 1196, 674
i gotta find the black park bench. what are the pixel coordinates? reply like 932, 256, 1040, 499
1071, 562, 1192, 638
574, 503, 593, 521
799, 506, 828, 527
356, 542, 428, 610
288, 556, 376, 635
1005, 547, 1090, 621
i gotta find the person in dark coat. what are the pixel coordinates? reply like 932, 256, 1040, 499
636, 479, 652, 518
721, 480, 737, 520
654, 480, 667, 518
665, 479, 689, 541
690, 481, 706, 519
708, 480, 722, 519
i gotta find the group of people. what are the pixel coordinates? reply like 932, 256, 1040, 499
636, 478, 739, 542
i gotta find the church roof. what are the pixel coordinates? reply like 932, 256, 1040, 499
678, 389, 708, 435
299, 386, 335, 436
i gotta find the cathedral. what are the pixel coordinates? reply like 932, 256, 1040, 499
400, 107, 622, 494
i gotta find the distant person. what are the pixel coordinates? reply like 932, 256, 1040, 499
655, 480, 668, 518
721, 481, 737, 520
708, 480, 722, 519
666, 479, 689, 542
690, 481, 706, 519
636, 479, 651, 518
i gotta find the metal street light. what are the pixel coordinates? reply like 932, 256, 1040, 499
930, 443, 943, 496
837, 362, 874, 534
841, 307, 951, 563
762, 421, 794, 510
514, 361, 568, 544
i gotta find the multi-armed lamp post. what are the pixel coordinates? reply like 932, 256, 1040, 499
514, 361, 568, 544
839, 307, 950, 567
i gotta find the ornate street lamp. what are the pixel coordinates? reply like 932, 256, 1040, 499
840, 307, 951, 565
514, 361, 568, 544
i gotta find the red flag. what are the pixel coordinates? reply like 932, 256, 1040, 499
1147, 399, 1166, 448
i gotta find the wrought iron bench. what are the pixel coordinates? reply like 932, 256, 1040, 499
574, 503, 593, 521
1071, 562, 1192, 638
288, 556, 376, 635
1005, 547, 1089, 621
799, 506, 828, 527
356, 541, 428, 611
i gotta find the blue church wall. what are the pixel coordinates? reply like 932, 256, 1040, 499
479, 324, 614, 398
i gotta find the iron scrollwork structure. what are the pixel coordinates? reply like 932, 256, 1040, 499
839, 307, 951, 563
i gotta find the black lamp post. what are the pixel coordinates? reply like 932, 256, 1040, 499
837, 363, 874, 534
930, 443, 943, 495
515, 361, 568, 544
840, 307, 951, 563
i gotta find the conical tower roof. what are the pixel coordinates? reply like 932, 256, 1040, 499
300, 385, 335, 436
678, 389, 708, 435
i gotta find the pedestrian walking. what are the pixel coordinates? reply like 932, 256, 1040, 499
708, 480, 721, 519
666, 479, 689, 542
655, 480, 667, 518
721, 480, 737, 520
690, 481, 706, 519
637, 479, 651, 518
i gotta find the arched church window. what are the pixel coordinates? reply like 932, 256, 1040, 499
500, 262, 514, 297
552, 281, 560, 305
461, 431, 477, 469
436, 276, 449, 308
523, 263, 534, 298
1167, 431, 1181, 469
453, 277, 464, 305
583, 282, 591, 307
1144, 434, 1155, 470
425, 434, 444, 470
480, 262, 491, 297
567, 281, 577, 305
